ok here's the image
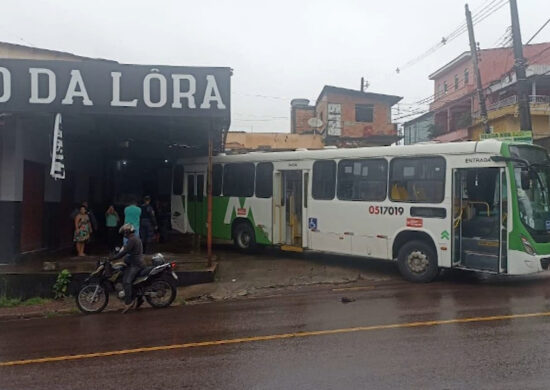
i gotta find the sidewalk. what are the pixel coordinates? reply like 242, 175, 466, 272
0, 237, 217, 299
0, 244, 400, 320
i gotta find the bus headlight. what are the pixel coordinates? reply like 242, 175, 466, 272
521, 236, 536, 256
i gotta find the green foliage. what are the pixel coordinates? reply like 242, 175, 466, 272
0, 296, 21, 307
53, 269, 72, 300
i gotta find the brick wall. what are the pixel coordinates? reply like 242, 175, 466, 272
291, 106, 315, 134
319, 91, 396, 137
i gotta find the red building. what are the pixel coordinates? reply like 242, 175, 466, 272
291, 86, 402, 147
428, 42, 550, 142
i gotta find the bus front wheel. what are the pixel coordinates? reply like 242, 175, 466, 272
233, 222, 256, 251
397, 240, 439, 283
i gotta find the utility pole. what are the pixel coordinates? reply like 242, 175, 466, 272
206, 132, 213, 267
509, 0, 532, 131
465, 4, 490, 134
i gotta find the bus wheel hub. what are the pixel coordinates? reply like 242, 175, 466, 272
407, 251, 428, 273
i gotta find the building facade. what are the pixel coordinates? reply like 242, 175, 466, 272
403, 112, 434, 145
0, 42, 231, 262
225, 131, 323, 152
291, 86, 402, 147
425, 42, 550, 143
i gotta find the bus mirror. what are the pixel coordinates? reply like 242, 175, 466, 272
520, 169, 531, 190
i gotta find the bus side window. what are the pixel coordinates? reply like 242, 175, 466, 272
187, 174, 195, 201
256, 162, 274, 198
223, 163, 255, 197
172, 165, 184, 195
312, 160, 336, 200
212, 164, 223, 196
390, 157, 445, 203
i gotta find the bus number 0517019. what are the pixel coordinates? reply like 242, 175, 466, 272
368, 206, 405, 216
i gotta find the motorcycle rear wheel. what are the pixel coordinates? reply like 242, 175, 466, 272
76, 283, 109, 314
145, 278, 176, 308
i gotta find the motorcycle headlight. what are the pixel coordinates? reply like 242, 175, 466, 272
521, 236, 536, 256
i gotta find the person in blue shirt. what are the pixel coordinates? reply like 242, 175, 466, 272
123, 199, 141, 245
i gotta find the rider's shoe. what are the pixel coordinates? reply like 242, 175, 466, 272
135, 296, 144, 309
121, 299, 136, 314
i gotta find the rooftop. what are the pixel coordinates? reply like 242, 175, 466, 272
317, 85, 402, 106
429, 42, 550, 80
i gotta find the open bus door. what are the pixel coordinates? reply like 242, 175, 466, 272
185, 171, 206, 236
452, 168, 508, 273
274, 170, 304, 252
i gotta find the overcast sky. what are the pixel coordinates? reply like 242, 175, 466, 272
1, 0, 549, 132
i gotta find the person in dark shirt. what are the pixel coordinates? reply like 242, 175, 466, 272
140, 195, 158, 254
111, 223, 145, 313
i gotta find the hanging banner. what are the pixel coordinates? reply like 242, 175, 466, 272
50, 113, 65, 180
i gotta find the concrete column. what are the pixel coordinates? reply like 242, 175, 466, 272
532, 80, 537, 98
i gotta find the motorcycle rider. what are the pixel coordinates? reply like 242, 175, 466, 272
111, 223, 145, 313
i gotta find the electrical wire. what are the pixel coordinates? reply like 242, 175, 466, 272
526, 18, 550, 45
396, 0, 508, 72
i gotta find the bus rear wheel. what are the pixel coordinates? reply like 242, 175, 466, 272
397, 240, 439, 283
233, 222, 256, 251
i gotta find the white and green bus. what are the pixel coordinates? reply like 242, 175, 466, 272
171, 140, 550, 282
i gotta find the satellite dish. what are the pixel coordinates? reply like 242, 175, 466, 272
308, 117, 323, 128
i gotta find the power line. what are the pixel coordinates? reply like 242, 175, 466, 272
396, 0, 508, 73
526, 18, 550, 44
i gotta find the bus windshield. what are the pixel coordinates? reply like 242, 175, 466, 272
510, 145, 550, 241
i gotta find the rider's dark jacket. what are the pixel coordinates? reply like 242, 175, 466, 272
112, 234, 145, 268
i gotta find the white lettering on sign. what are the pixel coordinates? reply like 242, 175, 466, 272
61, 70, 93, 106
110, 72, 138, 107
0, 67, 11, 103
0, 64, 229, 112
200, 75, 226, 109
29, 68, 56, 104
143, 72, 167, 108
171, 74, 196, 109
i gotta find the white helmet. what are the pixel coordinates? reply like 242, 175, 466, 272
118, 223, 135, 236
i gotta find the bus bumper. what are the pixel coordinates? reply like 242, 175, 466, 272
508, 250, 550, 274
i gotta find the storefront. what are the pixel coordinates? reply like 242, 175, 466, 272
0, 54, 231, 262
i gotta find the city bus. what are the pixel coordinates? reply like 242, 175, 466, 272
171, 140, 550, 282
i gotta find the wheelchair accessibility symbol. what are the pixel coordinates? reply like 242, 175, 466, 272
308, 217, 318, 230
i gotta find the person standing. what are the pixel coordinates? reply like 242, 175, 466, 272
71, 200, 98, 241
140, 195, 158, 254
123, 199, 141, 245
74, 205, 92, 256
105, 205, 120, 252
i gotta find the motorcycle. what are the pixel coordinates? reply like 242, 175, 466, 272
76, 253, 178, 314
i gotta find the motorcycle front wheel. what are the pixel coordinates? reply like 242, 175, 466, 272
145, 278, 176, 308
76, 283, 109, 314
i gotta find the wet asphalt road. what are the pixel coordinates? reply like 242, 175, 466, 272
3, 271, 550, 389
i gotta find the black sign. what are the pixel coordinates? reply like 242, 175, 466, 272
0, 59, 231, 118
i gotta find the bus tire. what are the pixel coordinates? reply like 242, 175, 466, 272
233, 222, 256, 251
397, 240, 439, 283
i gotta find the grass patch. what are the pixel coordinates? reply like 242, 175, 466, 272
0, 296, 52, 308
21, 297, 52, 306
0, 296, 21, 308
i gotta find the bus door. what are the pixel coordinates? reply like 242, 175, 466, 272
275, 170, 303, 250
452, 167, 507, 273
185, 171, 206, 235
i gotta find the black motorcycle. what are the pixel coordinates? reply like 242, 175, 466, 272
76, 253, 178, 314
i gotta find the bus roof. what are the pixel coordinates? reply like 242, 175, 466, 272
182, 140, 526, 164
